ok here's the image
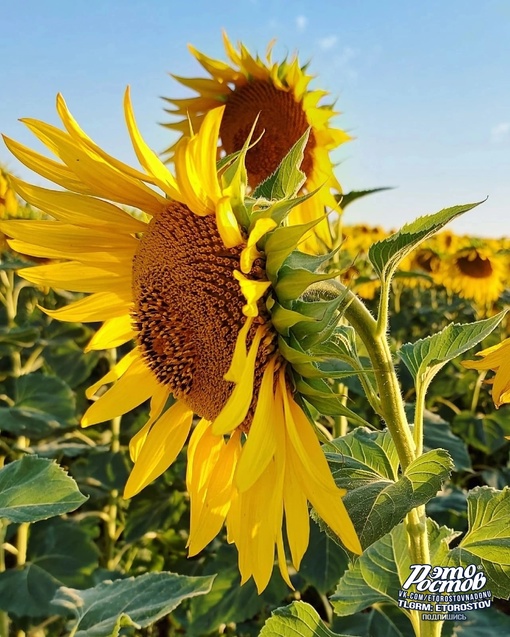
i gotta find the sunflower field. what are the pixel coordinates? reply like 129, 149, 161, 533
0, 35, 509, 637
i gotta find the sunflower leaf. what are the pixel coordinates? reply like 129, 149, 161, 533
323, 429, 453, 548
51, 572, 215, 637
368, 201, 484, 283
252, 129, 310, 200
260, 601, 355, 637
0, 456, 87, 523
399, 311, 507, 383
440, 486, 510, 598
331, 520, 455, 617
335, 187, 394, 209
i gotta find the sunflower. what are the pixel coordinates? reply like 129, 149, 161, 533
433, 244, 507, 308
0, 167, 18, 218
1, 90, 361, 592
463, 339, 510, 408
162, 32, 350, 251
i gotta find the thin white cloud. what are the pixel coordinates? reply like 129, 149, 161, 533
318, 35, 338, 51
296, 15, 307, 32
491, 122, 510, 143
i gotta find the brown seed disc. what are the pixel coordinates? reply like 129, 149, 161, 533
132, 202, 277, 424
457, 252, 493, 278
220, 80, 316, 188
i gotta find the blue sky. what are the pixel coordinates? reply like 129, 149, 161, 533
1, 0, 509, 237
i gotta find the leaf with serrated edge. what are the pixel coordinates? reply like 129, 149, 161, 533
368, 201, 484, 282
252, 129, 309, 200
331, 520, 456, 617
51, 572, 215, 637
441, 486, 510, 599
0, 456, 87, 523
260, 601, 356, 637
399, 312, 506, 382
323, 430, 452, 548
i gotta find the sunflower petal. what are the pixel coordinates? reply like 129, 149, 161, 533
124, 401, 193, 498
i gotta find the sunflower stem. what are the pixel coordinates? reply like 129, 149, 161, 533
338, 284, 436, 637
0, 521, 9, 637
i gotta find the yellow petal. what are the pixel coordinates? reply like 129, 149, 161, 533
212, 326, 263, 435
235, 357, 277, 492
233, 270, 271, 317
82, 355, 160, 426
129, 384, 170, 462
18, 262, 131, 294
240, 217, 277, 273
42, 290, 132, 322
215, 197, 243, 248
123, 87, 182, 200
188, 430, 241, 556
11, 177, 146, 233
56, 92, 158, 186
85, 315, 134, 351
123, 401, 193, 498
85, 348, 139, 399
223, 316, 253, 383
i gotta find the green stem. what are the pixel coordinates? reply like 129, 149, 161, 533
339, 289, 416, 469
414, 378, 427, 457
105, 415, 121, 570
470, 370, 487, 413
0, 521, 9, 637
339, 284, 436, 637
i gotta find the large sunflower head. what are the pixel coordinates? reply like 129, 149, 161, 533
1, 90, 361, 592
162, 32, 351, 251
433, 243, 507, 308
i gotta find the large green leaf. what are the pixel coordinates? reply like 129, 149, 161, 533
368, 202, 483, 282
0, 456, 87, 523
0, 563, 63, 618
0, 374, 77, 439
453, 607, 510, 636
399, 312, 506, 384
324, 429, 452, 548
331, 520, 455, 618
405, 404, 472, 471
260, 601, 357, 637
299, 520, 349, 594
51, 572, 215, 637
452, 410, 510, 455
29, 518, 99, 587
186, 545, 287, 636
441, 486, 510, 598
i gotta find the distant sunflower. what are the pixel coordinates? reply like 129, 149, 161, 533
434, 245, 506, 307
1, 91, 361, 592
162, 32, 350, 250
0, 167, 18, 218
463, 339, 510, 408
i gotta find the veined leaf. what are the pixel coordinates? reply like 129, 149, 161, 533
252, 129, 309, 200
323, 429, 452, 548
0, 456, 86, 523
51, 572, 215, 637
331, 520, 455, 617
399, 311, 506, 384
368, 201, 484, 282
260, 601, 356, 637
334, 187, 393, 209
441, 486, 510, 598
